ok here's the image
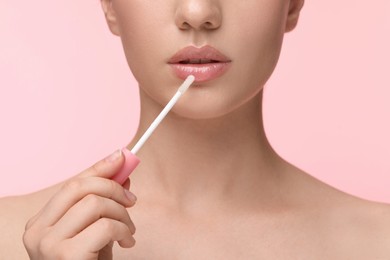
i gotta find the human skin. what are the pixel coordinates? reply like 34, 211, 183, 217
1, 0, 390, 259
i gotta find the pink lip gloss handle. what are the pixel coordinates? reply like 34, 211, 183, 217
111, 148, 140, 185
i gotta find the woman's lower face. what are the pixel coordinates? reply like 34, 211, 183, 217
104, 0, 293, 119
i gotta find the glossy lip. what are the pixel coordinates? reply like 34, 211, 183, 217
168, 45, 232, 83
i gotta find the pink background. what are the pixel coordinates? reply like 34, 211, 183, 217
1, 1, 389, 202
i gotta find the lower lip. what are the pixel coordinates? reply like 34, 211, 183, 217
169, 62, 231, 83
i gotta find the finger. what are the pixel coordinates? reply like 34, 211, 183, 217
30, 177, 136, 229
79, 149, 125, 179
51, 194, 135, 239
71, 218, 135, 254
26, 150, 129, 230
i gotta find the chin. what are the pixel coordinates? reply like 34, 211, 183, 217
171, 107, 230, 120
168, 94, 250, 120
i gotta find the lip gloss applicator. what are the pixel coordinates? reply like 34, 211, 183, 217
111, 75, 195, 185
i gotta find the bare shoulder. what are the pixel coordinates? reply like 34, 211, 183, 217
0, 185, 60, 259
344, 197, 390, 247
288, 169, 390, 258
0, 195, 33, 259
314, 188, 390, 258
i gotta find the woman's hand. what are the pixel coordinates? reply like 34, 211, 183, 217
23, 150, 137, 260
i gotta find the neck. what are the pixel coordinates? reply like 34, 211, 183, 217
127, 89, 286, 210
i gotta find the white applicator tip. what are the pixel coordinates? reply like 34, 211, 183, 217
178, 75, 195, 93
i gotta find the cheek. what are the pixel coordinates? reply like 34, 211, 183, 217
114, 1, 170, 83
219, 1, 288, 106
231, 1, 288, 82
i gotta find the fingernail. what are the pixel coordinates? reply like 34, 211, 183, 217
124, 189, 137, 203
106, 149, 122, 162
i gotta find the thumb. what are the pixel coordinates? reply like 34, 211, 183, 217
80, 149, 125, 179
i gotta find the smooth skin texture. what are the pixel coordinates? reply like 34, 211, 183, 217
23, 151, 137, 259
1, 0, 390, 259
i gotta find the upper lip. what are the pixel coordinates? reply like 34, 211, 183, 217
168, 45, 231, 64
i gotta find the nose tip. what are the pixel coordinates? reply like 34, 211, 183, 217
175, 1, 222, 31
